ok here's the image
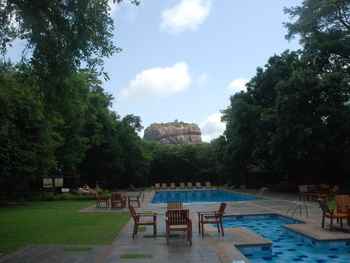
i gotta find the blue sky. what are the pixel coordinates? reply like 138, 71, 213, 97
7, 0, 303, 142
104, 0, 303, 142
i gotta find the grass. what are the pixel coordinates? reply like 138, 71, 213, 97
120, 254, 153, 259
61, 247, 93, 252
0, 201, 130, 256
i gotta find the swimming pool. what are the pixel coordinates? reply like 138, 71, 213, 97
221, 214, 350, 263
151, 190, 263, 203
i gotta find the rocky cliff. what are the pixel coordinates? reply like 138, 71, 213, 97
143, 122, 202, 145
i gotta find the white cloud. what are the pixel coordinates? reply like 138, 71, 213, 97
197, 73, 209, 86
160, 0, 211, 35
199, 113, 225, 142
227, 78, 248, 93
118, 62, 192, 101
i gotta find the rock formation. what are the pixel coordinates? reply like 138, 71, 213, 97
143, 122, 202, 145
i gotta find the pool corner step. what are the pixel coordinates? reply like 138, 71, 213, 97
229, 227, 273, 259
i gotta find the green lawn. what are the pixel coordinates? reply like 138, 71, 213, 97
0, 201, 130, 256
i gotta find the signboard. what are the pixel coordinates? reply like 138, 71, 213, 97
43, 178, 53, 188
61, 188, 70, 193
55, 178, 63, 187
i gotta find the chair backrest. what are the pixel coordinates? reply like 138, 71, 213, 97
129, 205, 138, 221
332, 185, 340, 193
94, 192, 100, 199
112, 193, 124, 201
180, 183, 185, 187
167, 201, 183, 210
166, 209, 190, 225
162, 183, 167, 188
317, 199, 332, 214
299, 185, 308, 193
335, 195, 350, 206
170, 183, 175, 187
187, 182, 192, 187
196, 182, 201, 187
155, 183, 160, 187
218, 202, 227, 215
206, 182, 211, 187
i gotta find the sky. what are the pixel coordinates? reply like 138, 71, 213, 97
8, 0, 303, 142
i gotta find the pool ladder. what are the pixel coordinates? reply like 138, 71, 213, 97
285, 201, 308, 218
258, 187, 269, 197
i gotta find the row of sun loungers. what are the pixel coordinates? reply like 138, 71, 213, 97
154, 182, 211, 190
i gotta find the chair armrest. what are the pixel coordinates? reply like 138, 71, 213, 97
198, 211, 217, 214
137, 212, 157, 216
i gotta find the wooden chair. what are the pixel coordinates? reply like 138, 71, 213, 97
205, 182, 211, 188
335, 195, 350, 213
111, 192, 126, 209
329, 185, 340, 199
180, 182, 185, 189
161, 183, 167, 190
129, 205, 157, 238
315, 187, 331, 201
187, 182, 193, 189
197, 202, 226, 237
195, 182, 202, 189
165, 209, 192, 245
317, 198, 349, 231
94, 192, 111, 208
167, 201, 183, 210
154, 183, 160, 190
298, 185, 315, 201
128, 191, 142, 207
170, 183, 176, 189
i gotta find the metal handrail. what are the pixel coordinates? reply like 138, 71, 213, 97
285, 201, 308, 218
258, 187, 269, 197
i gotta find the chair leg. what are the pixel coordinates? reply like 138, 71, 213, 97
133, 224, 138, 238
220, 221, 224, 236
153, 224, 157, 237
321, 215, 325, 228
166, 228, 170, 246
216, 222, 220, 233
330, 218, 333, 231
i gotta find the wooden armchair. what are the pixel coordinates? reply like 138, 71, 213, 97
111, 192, 126, 209
329, 185, 340, 199
161, 183, 167, 190
197, 202, 226, 237
167, 201, 183, 210
154, 183, 160, 190
129, 205, 157, 238
180, 182, 185, 189
128, 192, 142, 207
170, 183, 176, 189
94, 192, 111, 208
205, 182, 211, 188
298, 185, 315, 201
335, 195, 350, 213
187, 182, 193, 189
195, 182, 202, 189
165, 209, 192, 245
318, 198, 349, 231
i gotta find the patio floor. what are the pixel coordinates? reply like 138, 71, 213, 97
1, 188, 349, 263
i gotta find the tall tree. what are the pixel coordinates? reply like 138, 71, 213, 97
0, 63, 55, 194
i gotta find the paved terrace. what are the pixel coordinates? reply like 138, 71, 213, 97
1, 188, 350, 263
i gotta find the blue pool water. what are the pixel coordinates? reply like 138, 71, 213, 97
222, 214, 350, 263
151, 190, 262, 203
